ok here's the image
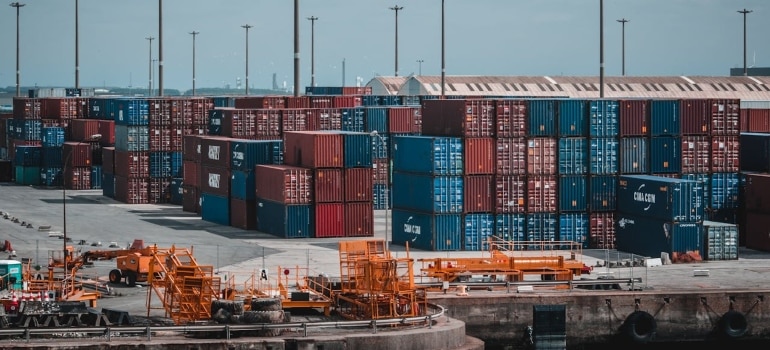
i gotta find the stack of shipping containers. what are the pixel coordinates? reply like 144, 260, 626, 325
229, 139, 283, 230
199, 136, 232, 225
113, 98, 151, 204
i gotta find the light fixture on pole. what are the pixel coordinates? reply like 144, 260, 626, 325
370, 131, 389, 250
390, 5, 403, 76
617, 18, 629, 76
146, 36, 154, 96
738, 8, 752, 76
307, 16, 318, 88
190, 31, 199, 96
10, 2, 25, 97
242, 24, 253, 95
417, 59, 424, 76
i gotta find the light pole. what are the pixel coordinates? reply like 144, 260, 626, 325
75, 0, 80, 89
371, 131, 389, 250
158, 0, 164, 96
440, 0, 445, 97
293, 0, 299, 97
617, 18, 629, 76
417, 59, 424, 75
11, 2, 25, 97
242, 24, 253, 95
738, 9, 752, 76
390, 5, 403, 76
599, 0, 605, 98
152, 59, 157, 96
190, 31, 199, 96
146, 36, 154, 96
307, 16, 318, 88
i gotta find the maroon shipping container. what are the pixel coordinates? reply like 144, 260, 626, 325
744, 212, 770, 252
255, 164, 312, 204
344, 168, 373, 202
589, 212, 615, 249
412, 108, 422, 134
255, 109, 282, 138
115, 176, 149, 204
742, 173, 770, 214
147, 98, 173, 126
332, 96, 362, 108
149, 125, 172, 151
709, 99, 740, 135
315, 203, 345, 237
372, 158, 389, 184
387, 107, 419, 134
69, 119, 100, 142
494, 175, 526, 214
182, 185, 200, 213
230, 198, 257, 230
199, 136, 231, 168
526, 137, 557, 175
0, 160, 11, 182
13, 98, 42, 119
464, 175, 493, 213
64, 166, 91, 190
183, 135, 202, 161
283, 131, 343, 168
618, 99, 649, 136
681, 136, 710, 174
114, 151, 150, 178
0, 116, 9, 149
220, 108, 255, 139
98, 120, 115, 146
465, 137, 495, 175
421, 99, 495, 137
307, 108, 342, 131
526, 175, 557, 213
342, 87, 372, 95
199, 165, 231, 197
680, 99, 710, 135
62, 142, 93, 167
309, 96, 333, 109
710, 136, 739, 172
314, 168, 344, 203
170, 126, 183, 151
148, 178, 171, 204
102, 147, 115, 174
234, 96, 286, 109
740, 109, 749, 132
344, 202, 374, 237
496, 137, 526, 175
495, 99, 527, 138
281, 109, 310, 132
183, 160, 200, 188
286, 96, 311, 109
747, 109, 770, 133
42, 98, 83, 119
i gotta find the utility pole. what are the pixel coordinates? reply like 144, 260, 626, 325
390, 5, 403, 76
617, 18, 629, 76
242, 24, 253, 95
294, 0, 300, 96
417, 59, 424, 75
599, 0, 605, 98
11, 2, 25, 97
307, 16, 318, 88
158, 0, 164, 96
190, 31, 199, 96
342, 58, 346, 86
75, 0, 80, 89
441, 0, 445, 98
146, 36, 154, 96
738, 9, 752, 76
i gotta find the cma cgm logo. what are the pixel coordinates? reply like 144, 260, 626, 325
632, 184, 655, 211
617, 218, 635, 229
403, 216, 421, 242
208, 173, 221, 188
232, 151, 244, 164
208, 145, 220, 160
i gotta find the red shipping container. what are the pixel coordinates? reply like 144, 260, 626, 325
149, 125, 172, 151
102, 147, 115, 174
182, 185, 200, 213
710, 136, 739, 172
314, 168, 344, 203
42, 98, 82, 119
220, 109, 255, 139
183, 135, 201, 161
412, 108, 422, 134
199, 165, 231, 197
745, 212, 770, 253
183, 160, 200, 188
283, 131, 343, 168
344, 167, 373, 202
495, 175, 526, 214
199, 136, 231, 169
98, 120, 115, 146
747, 109, 770, 133
70, 119, 100, 142
234, 96, 286, 109
170, 126, 183, 151
13, 98, 42, 119
589, 212, 615, 249
465, 137, 495, 175
680, 99, 710, 135
230, 198, 257, 230
742, 173, 770, 214
709, 99, 740, 135
344, 202, 374, 237
255, 109, 282, 138
526, 137, 557, 175
255, 164, 312, 204
309, 96, 333, 109
315, 203, 345, 237
332, 96, 362, 108
148, 178, 171, 204
114, 150, 150, 178
495, 99, 527, 138
464, 175, 493, 213
618, 99, 649, 136
681, 136, 710, 174
342, 86, 372, 95
496, 137, 526, 175
64, 166, 91, 190
115, 176, 149, 204
307, 108, 342, 131
740, 109, 749, 132
286, 96, 311, 109
62, 142, 93, 167
387, 107, 419, 133
0, 116, 9, 149
372, 158, 389, 184
526, 175, 557, 213
147, 98, 173, 126
421, 99, 495, 137
281, 109, 310, 132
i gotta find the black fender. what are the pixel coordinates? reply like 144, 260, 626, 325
718, 310, 748, 339
621, 310, 657, 343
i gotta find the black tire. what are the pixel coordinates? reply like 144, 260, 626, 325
108, 269, 122, 284
622, 311, 656, 343
125, 271, 137, 287
718, 310, 748, 339
211, 300, 244, 317
251, 298, 282, 311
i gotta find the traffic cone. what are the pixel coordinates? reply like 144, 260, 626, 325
11, 291, 17, 303
43, 292, 50, 302
35, 292, 41, 302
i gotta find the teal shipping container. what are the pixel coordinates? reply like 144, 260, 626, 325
41, 167, 62, 187
257, 199, 312, 238
339, 131, 373, 168
364, 107, 388, 133
341, 108, 365, 132
230, 139, 281, 172
619, 137, 648, 174
650, 136, 681, 173
558, 137, 587, 174
392, 172, 463, 213
201, 193, 230, 226
702, 220, 739, 260
392, 135, 463, 175
709, 173, 739, 209
681, 174, 710, 210
559, 175, 587, 212
494, 214, 526, 246
528, 99, 557, 136
557, 99, 587, 136
617, 175, 704, 222
650, 99, 680, 136
589, 100, 619, 137
0, 260, 23, 290
15, 166, 40, 185
392, 209, 462, 251
231, 170, 255, 200
169, 178, 184, 205
102, 173, 115, 198
589, 175, 616, 212
590, 138, 618, 174
90, 166, 102, 189
526, 213, 557, 245
112, 98, 149, 126
615, 213, 703, 260
464, 213, 494, 251
559, 213, 589, 248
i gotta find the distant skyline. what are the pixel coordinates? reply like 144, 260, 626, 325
0, 0, 767, 92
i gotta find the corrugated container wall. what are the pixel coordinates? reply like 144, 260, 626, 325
113, 98, 149, 126
255, 165, 312, 204
62, 142, 92, 167
495, 137, 526, 175
709, 172, 739, 210
344, 202, 374, 237
528, 99, 556, 136
739, 133, 770, 172
527, 137, 557, 175
420, 99, 495, 137
559, 213, 589, 248
464, 213, 494, 251
495, 175, 526, 214
494, 214, 526, 243
364, 107, 387, 133
615, 214, 703, 261
42, 127, 65, 148
392, 136, 463, 175
392, 209, 463, 251
526, 175, 557, 213
744, 212, 770, 252
558, 137, 587, 175
200, 136, 232, 169
590, 138, 618, 174
341, 108, 365, 132
344, 168, 373, 202
339, 131, 373, 168
281, 109, 309, 132
745, 109, 770, 132
283, 131, 343, 169
495, 99, 527, 138
619, 99, 648, 137
230, 139, 281, 172
314, 168, 343, 203
680, 99, 710, 135
257, 200, 313, 238
743, 172, 770, 213
650, 99, 680, 136
650, 136, 681, 173
702, 221, 738, 260
617, 175, 704, 222
681, 136, 710, 174
526, 213, 557, 243
314, 203, 344, 238
590, 212, 616, 249
199, 165, 231, 197
709, 99, 740, 135
589, 175, 616, 212
387, 107, 419, 134
589, 100, 619, 137
710, 136, 739, 172
392, 173, 463, 213
115, 125, 149, 152
619, 137, 648, 174
557, 99, 587, 137
200, 193, 230, 226
464, 137, 495, 175
464, 175, 493, 213
559, 175, 587, 212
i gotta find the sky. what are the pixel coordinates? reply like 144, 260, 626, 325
0, 0, 767, 92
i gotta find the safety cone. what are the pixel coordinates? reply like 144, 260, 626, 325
11, 291, 17, 303
43, 292, 50, 302
35, 292, 41, 302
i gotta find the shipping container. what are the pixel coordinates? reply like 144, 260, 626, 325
97, 120, 115, 147
495, 137, 526, 175
182, 185, 200, 213
338, 131, 373, 168
16, 120, 41, 141
557, 99, 587, 137
364, 107, 387, 133
15, 166, 40, 185
332, 96, 362, 109
589, 138, 618, 174
200, 192, 230, 226
199, 165, 230, 197
526, 213, 557, 245
589, 100, 619, 137
14, 145, 41, 166
710, 136, 739, 172
615, 213, 703, 261
102, 173, 115, 198
679, 99, 710, 135
314, 203, 345, 237
199, 136, 232, 169
169, 178, 183, 205
392, 172, 463, 213
113, 98, 149, 126
70, 119, 101, 142
558, 137, 587, 175
307, 108, 342, 131
619, 137, 648, 174
286, 96, 311, 109
746, 109, 770, 133
617, 175, 704, 222
147, 178, 171, 204
114, 150, 150, 179
257, 200, 313, 238
230, 170, 255, 201
495, 99, 527, 138
182, 160, 199, 188
344, 167, 373, 202
650, 99, 680, 136
392, 135, 463, 175
743, 172, 770, 213
373, 183, 390, 210
229, 139, 281, 172
494, 214, 526, 244
744, 211, 770, 252
341, 108, 364, 132
148, 152, 171, 178
739, 133, 770, 172
618, 99, 649, 137
709, 172, 739, 210
40, 167, 62, 186
344, 202, 374, 237
680, 136, 710, 174
281, 109, 309, 132
527, 137, 557, 175
465, 137, 495, 175
41, 127, 65, 148
114, 125, 149, 152
283, 131, 343, 168
650, 136, 681, 173
91, 166, 102, 189
681, 173, 711, 208
464, 213, 494, 251
494, 175, 526, 214
702, 220, 738, 260
230, 198, 257, 230
526, 175, 557, 213
13, 98, 42, 119
391, 209, 462, 251
559, 175, 587, 212
313, 168, 343, 203
370, 134, 389, 160
421, 99, 495, 137
559, 213, 588, 248
102, 147, 115, 174
148, 125, 172, 152
709, 99, 740, 136
464, 175, 493, 213
589, 212, 615, 249
62, 142, 92, 167
234, 96, 286, 109
388, 107, 419, 134
182, 135, 201, 162
254, 164, 312, 204
64, 166, 91, 190
528, 99, 556, 136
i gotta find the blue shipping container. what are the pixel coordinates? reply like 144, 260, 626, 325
41, 127, 65, 147
392, 135, 463, 175
559, 175, 587, 212
40, 167, 62, 187
373, 183, 390, 210
201, 193, 230, 226
494, 214, 526, 245
169, 178, 184, 205
364, 107, 388, 133
18, 120, 41, 141
90, 166, 102, 189
709, 173, 739, 210
41, 147, 63, 168
619, 137, 648, 174
113, 98, 149, 125
650, 99, 680, 136
371, 133, 389, 159
559, 213, 589, 248
382, 95, 402, 106
528, 99, 556, 136
341, 108, 365, 132
464, 213, 494, 251
557, 99, 587, 136
392, 172, 463, 213
102, 173, 115, 198
15, 166, 40, 186
650, 136, 681, 173
615, 213, 703, 259
339, 131, 373, 168
231, 170, 255, 200
681, 173, 710, 210
14, 146, 42, 166
589, 100, 619, 137
150, 152, 172, 178
617, 175, 704, 222
590, 138, 618, 174
362, 95, 381, 106
739, 132, 770, 172
257, 199, 312, 238
207, 109, 225, 135
212, 96, 235, 108
170, 152, 183, 177
392, 209, 463, 251
230, 139, 278, 172
115, 125, 149, 152
558, 137, 587, 174
526, 213, 558, 247
589, 175, 616, 212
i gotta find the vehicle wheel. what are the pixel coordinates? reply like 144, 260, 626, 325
108, 269, 122, 284
125, 271, 137, 287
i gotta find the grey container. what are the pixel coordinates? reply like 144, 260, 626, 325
703, 220, 739, 260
